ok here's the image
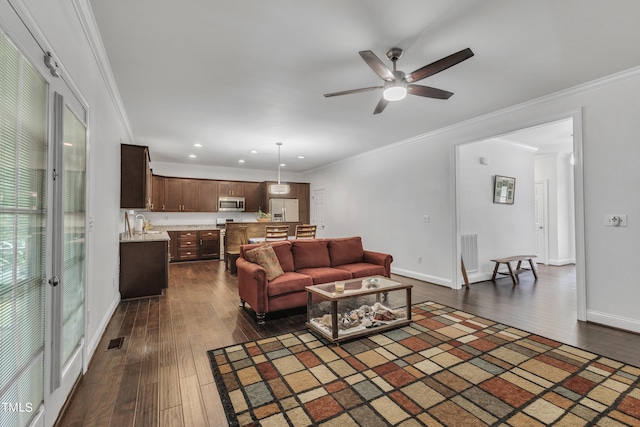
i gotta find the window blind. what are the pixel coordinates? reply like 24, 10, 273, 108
0, 31, 47, 427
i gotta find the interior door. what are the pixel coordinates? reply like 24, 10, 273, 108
311, 188, 326, 238
534, 181, 548, 265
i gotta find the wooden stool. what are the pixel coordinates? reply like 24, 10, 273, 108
491, 255, 538, 285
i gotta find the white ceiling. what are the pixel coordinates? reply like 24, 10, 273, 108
89, 0, 640, 172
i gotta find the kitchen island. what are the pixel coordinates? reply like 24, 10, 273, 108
119, 231, 170, 299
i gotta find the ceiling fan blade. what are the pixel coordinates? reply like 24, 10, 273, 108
323, 86, 382, 97
359, 51, 395, 81
407, 84, 454, 99
373, 97, 389, 114
405, 47, 474, 83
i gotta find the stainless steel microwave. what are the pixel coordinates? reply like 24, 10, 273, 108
218, 196, 245, 211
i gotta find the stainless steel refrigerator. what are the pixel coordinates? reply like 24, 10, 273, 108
269, 198, 299, 222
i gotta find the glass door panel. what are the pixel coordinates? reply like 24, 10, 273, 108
0, 30, 48, 427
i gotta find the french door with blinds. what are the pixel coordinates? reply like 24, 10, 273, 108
0, 18, 87, 427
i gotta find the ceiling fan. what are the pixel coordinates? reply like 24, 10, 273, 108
324, 47, 474, 114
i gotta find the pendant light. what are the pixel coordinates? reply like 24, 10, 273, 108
269, 142, 290, 195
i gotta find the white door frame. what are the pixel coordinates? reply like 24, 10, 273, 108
452, 110, 586, 321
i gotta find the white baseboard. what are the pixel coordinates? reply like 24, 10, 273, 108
586, 310, 640, 334
85, 294, 120, 372
391, 267, 452, 288
548, 258, 576, 266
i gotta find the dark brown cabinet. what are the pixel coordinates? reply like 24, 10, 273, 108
177, 230, 198, 261
218, 181, 244, 197
198, 180, 218, 212
120, 144, 151, 209
165, 178, 199, 212
243, 182, 262, 212
119, 240, 168, 299
198, 229, 220, 259
169, 229, 220, 261
151, 175, 165, 211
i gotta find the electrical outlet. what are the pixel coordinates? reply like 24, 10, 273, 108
417, 256, 422, 264
604, 214, 627, 227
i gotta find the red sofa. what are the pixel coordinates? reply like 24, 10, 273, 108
237, 236, 393, 324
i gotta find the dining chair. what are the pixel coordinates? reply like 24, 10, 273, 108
265, 225, 289, 241
295, 224, 317, 239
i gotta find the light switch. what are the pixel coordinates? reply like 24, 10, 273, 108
423, 215, 430, 223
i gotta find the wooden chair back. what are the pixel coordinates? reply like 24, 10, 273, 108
265, 225, 289, 241
238, 226, 249, 245
295, 224, 317, 240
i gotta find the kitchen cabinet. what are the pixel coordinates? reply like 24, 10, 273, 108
151, 175, 165, 211
218, 181, 244, 197
198, 229, 220, 259
298, 183, 310, 224
165, 177, 199, 212
243, 181, 262, 212
119, 240, 168, 299
120, 144, 151, 209
197, 179, 218, 212
177, 230, 198, 261
167, 231, 178, 261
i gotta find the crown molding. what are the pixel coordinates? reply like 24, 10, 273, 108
72, 0, 134, 142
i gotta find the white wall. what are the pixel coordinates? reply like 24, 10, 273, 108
305, 67, 640, 333
4, 0, 132, 362
458, 140, 536, 282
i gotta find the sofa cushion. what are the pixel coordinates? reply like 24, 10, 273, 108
296, 267, 352, 285
334, 263, 386, 279
268, 272, 313, 297
328, 237, 364, 267
292, 240, 330, 270
241, 241, 294, 272
244, 245, 284, 281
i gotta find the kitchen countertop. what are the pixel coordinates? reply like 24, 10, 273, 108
120, 231, 171, 242
152, 225, 223, 232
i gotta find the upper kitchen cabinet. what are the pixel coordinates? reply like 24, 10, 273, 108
243, 182, 262, 212
151, 175, 165, 211
120, 144, 151, 209
218, 181, 244, 197
198, 179, 218, 212
165, 177, 198, 212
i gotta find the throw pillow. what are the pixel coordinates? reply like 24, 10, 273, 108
244, 245, 285, 281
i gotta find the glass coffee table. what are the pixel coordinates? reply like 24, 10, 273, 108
305, 275, 412, 344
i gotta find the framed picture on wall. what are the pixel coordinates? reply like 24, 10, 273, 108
493, 175, 515, 204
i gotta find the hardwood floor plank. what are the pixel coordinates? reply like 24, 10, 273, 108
179, 375, 208, 427
158, 364, 181, 410
58, 260, 640, 427
201, 382, 228, 427
160, 406, 184, 427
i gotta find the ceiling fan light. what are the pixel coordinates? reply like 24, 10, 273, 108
383, 85, 407, 101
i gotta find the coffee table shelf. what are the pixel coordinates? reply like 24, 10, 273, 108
305, 275, 412, 344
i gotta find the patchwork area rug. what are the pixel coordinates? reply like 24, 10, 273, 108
208, 302, 640, 426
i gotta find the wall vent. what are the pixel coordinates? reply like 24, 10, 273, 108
461, 233, 479, 273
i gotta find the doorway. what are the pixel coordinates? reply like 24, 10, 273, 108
454, 115, 583, 317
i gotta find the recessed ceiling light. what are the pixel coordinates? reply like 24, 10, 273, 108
251, 150, 258, 154
194, 143, 202, 147
297, 155, 305, 159
238, 159, 245, 163
279, 163, 286, 167
189, 154, 196, 158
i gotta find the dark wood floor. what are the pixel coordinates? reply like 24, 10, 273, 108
57, 260, 640, 426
